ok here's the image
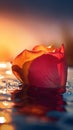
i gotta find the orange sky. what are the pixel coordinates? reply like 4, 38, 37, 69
0, 12, 69, 62
0, 13, 36, 61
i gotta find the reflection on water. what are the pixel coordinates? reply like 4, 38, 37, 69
12, 86, 66, 122
0, 62, 73, 130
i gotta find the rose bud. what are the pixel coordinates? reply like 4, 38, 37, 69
12, 44, 67, 88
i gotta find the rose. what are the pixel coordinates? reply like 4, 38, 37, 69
12, 44, 67, 88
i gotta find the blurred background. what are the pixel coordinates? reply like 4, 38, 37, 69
0, 0, 73, 66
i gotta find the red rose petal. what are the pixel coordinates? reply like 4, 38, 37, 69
28, 54, 61, 88
12, 44, 67, 88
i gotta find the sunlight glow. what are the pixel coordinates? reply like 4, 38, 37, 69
3, 101, 9, 106
48, 45, 52, 48
0, 63, 7, 68
5, 70, 12, 75
0, 75, 4, 79
0, 117, 6, 124
1, 124, 14, 130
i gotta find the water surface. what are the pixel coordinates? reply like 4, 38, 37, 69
0, 63, 73, 130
